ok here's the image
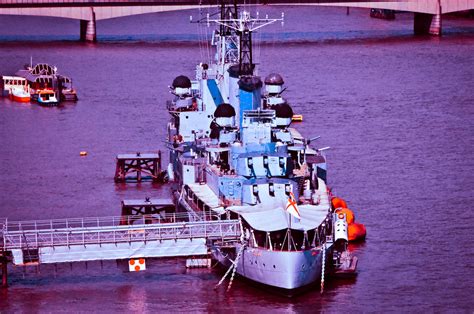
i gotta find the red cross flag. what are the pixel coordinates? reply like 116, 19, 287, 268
129, 258, 146, 272
286, 192, 301, 220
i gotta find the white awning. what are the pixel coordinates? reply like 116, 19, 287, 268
228, 201, 329, 232
188, 183, 225, 214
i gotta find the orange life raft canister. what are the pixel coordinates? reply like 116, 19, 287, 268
348, 223, 367, 242
331, 197, 348, 210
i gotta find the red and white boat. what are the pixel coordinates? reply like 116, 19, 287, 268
10, 86, 31, 102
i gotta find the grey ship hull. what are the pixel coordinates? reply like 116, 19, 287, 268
212, 243, 332, 291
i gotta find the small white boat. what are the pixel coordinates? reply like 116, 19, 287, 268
37, 89, 58, 106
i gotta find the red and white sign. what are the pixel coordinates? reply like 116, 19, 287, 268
129, 258, 146, 272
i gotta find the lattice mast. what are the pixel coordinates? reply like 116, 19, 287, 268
207, 2, 284, 75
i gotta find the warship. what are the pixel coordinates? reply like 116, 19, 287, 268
166, 1, 359, 292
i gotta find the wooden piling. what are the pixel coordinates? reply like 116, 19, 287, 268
1, 257, 7, 288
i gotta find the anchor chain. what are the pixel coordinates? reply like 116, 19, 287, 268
227, 242, 246, 292
215, 216, 247, 292
214, 243, 247, 291
320, 243, 326, 294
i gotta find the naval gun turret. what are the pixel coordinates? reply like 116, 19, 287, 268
169, 75, 196, 111
211, 103, 238, 144
171, 75, 192, 97
264, 73, 285, 107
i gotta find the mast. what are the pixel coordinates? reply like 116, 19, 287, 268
207, 6, 283, 76
238, 20, 253, 75
219, 0, 238, 36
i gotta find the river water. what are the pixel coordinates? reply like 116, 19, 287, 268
0, 6, 473, 312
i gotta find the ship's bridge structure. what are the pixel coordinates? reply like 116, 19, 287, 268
0, 0, 472, 41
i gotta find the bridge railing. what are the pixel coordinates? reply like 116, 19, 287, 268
0, 0, 211, 5
1, 216, 240, 250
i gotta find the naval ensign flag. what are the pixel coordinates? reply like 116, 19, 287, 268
286, 192, 301, 220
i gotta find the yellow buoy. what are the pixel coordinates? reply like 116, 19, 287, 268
80, 151, 88, 156
292, 114, 303, 122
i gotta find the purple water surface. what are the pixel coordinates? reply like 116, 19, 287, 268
0, 6, 473, 312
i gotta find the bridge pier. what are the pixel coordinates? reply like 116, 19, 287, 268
414, 4, 442, 36
80, 8, 96, 42
429, 12, 442, 36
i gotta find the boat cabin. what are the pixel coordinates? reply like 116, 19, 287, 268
1, 76, 28, 97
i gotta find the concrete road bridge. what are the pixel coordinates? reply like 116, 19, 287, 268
0, 0, 473, 41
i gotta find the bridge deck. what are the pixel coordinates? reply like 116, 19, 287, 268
0, 214, 240, 264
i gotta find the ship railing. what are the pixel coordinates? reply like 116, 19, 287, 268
1, 217, 240, 250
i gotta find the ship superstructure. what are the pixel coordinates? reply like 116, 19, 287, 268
166, 1, 357, 291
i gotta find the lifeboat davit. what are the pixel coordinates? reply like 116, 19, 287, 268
348, 223, 366, 242
332, 196, 366, 242
335, 207, 355, 224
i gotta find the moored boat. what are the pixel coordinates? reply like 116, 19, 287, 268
10, 86, 31, 102
166, 1, 363, 293
37, 89, 59, 106
370, 8, 396, 20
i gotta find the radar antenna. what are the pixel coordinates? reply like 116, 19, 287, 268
207, 7, 284, 75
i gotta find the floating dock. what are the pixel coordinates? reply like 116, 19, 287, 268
0, 214, 241, 287
114, 151, 163, 182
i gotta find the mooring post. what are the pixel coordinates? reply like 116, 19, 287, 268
120, 201, 130, 225
114, 159, 125, 182
158, 150, 162, 171
1, 258, 7, 288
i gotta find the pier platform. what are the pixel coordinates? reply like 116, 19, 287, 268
114, 151, 163, 182
0, 215, 240, 268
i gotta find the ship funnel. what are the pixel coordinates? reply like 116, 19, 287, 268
238, 75, 262, 126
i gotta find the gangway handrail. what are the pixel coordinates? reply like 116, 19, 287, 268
1, 219, 241, 250
2, 213, 224, 232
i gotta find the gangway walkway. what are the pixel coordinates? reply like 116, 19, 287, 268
0, 214, 241, 266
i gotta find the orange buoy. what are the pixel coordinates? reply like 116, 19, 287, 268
335, 207, 355, 224
331, 197, 348, 210
348, 223, 366, 242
